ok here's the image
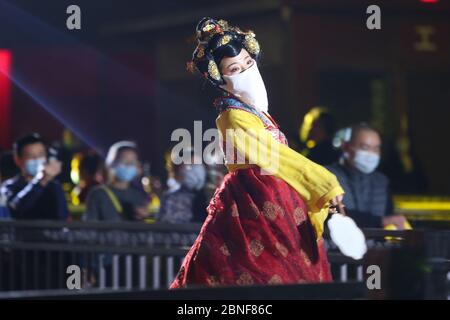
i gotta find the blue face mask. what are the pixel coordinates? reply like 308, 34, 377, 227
181, 164, 206, 191
114, 164, 138, 182
352, 150, 380, 174
24, 157, 46, 177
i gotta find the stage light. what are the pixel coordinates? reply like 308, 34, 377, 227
420, 0, 439, 3
0, 50, 12, 149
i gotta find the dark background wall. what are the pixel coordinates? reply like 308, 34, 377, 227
0, 0, 449, 193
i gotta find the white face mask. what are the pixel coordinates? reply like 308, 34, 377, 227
220, 60, 269, 113
166, 177, 181, 192
352, 150, 380, 174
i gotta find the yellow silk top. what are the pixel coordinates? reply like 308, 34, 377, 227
216, 109, 345, 239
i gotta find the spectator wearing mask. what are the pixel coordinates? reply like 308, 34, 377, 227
326, 123, 407, 229
84, 141, 149, 221
0, 133, 68, 220
157, 154, 207, 224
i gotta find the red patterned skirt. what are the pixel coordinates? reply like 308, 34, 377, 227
170, 167, 332, 288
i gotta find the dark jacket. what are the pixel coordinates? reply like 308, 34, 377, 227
0, 175, 68, 220
326, 162, 393, 228
83, 184, 149, 222
157, 186, 207, 224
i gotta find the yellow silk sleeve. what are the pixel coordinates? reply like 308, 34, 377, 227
216, 109, 344, 239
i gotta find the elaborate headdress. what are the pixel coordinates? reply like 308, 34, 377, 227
187, 17, 261, 86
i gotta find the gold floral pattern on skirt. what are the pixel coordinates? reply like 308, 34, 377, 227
206, 275, 220, 287
275, 241, 289, 257
293, 207, 306, 225
268, 274, 283, 285
236, 272, 254, 285
262, 201, 284, 221
249, 239, 265, 257
170, 167, 333, 289
220, 243, 231, 256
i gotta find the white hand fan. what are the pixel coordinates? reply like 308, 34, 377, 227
327, 212, 367, 260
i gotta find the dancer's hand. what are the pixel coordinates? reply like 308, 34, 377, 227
330, 194, 343, 206
329, 194, 345, 215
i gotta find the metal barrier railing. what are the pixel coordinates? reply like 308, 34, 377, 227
0, 220, 448, 298
0, 220, 200, 291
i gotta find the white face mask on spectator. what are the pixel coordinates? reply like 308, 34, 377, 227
220, 60, 269, 113
166, 177, 181, 192
352, 150, 380, 174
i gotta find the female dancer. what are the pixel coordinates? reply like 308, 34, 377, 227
171, 18, 344, 288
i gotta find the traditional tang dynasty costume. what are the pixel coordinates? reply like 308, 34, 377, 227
171, 18, 344, 288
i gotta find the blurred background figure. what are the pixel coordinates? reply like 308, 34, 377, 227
84, 141, 149, 222
0, 193, 9, 219
139, 161, 162, 222
300, 107, 341, 165
0, 152, 20, 183
0, 133, 68, 220
157, 148, 207, 224
203, 151, 226, 202
0, 152, 20, 219
164, 150, 182, 194
327, 123, 408, 229
72, 150, 104, 204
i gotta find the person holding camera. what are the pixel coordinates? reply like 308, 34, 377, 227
0, 133, 68, 220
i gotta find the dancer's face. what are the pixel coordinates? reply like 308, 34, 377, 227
219, 49, 254, 76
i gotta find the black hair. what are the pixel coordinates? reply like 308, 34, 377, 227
193, 36, 250, 83
13, 133, 46, 157
80, 152, 103, 176
315, 112, 336, 137
210, 39, 245, 68
350, 122, 380, 142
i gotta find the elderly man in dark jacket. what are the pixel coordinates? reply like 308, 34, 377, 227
327, 123, 407, 229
